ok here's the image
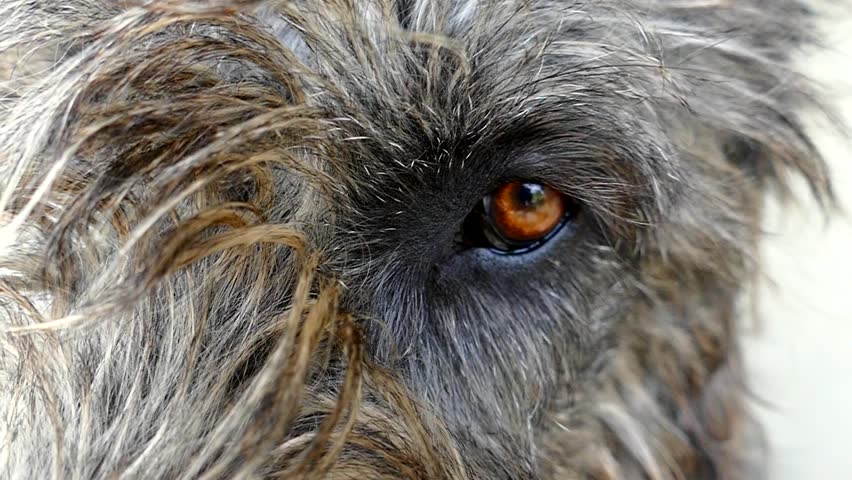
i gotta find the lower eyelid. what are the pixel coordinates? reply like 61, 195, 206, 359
483, 215, 574, 256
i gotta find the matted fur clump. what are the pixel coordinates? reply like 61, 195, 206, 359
0, 0, 833, 478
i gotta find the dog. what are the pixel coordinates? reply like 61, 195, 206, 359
0, 1, 834, 478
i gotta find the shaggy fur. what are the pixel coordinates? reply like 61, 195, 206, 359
0, 0, 835, 478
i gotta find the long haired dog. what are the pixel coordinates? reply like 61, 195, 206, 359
0, 1, 834, 478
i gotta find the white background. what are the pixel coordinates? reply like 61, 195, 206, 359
745, 8, 852, 479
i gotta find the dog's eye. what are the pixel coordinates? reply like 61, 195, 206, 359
459, 181, 578, 253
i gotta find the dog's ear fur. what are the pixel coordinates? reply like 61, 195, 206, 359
0, 1, 836, 479
665, 1, 833, 202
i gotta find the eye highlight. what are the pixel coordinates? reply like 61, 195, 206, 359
458, 181, 579, 254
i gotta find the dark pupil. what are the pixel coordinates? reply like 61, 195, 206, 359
514, 183, 545, 209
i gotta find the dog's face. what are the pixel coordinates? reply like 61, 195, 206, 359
0, 1, 830, 478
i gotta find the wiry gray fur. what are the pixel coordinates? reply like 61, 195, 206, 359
0, 0, 835, 478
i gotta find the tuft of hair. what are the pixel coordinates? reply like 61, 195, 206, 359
0, 1, 834, 479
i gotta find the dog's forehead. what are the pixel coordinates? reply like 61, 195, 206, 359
250, 5, 690, 261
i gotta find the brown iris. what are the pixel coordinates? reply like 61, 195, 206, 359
456, 180, 576, 253
486, 181, 565, 246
